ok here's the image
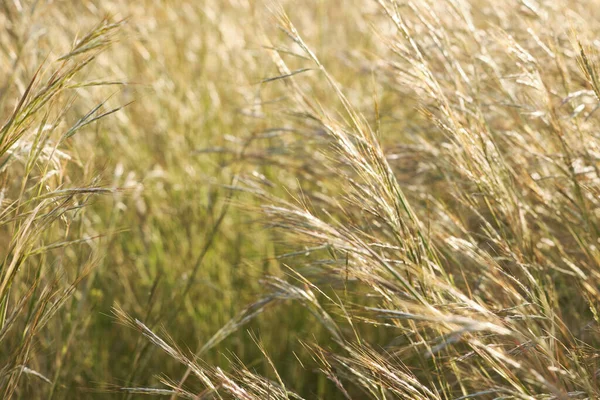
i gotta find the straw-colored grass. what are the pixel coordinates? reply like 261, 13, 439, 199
2, 0, 600, 398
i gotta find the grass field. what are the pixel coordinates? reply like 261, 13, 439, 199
2, 0, 600, 398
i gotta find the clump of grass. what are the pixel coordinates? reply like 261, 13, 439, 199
0, 13, 125, 398
119, 1, 600, 399
5, 0, 600, 399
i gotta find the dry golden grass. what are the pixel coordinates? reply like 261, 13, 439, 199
2, 0, 600, 398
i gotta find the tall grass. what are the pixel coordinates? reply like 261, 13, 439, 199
3, 0, 600, 398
